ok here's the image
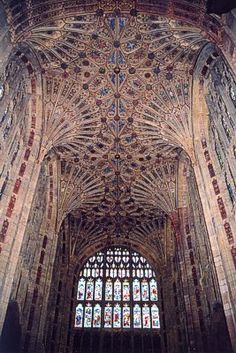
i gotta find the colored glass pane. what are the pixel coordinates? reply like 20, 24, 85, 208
150, 279, 158, 301
133, 279, 141, 301
151, 305, 160, 329
123, 305, 130, 328
123, 280, 130, 301
114, 279, 121, 301
142, 305, 151, 329
86, 280, 94, 300
141, 280, 149, 301
75, 247, 159, 329
93, 304, 102, 328
77, 278, 86, 300
104, 305, 112, 328
84, 304, 92, 327
105, 279, 113, 301
95, 279, 103, 300
133, 305, 142, 328
75, 304, 83, 328
113, 304, 121, 328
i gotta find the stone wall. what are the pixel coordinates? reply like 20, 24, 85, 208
192, 42, 236, 352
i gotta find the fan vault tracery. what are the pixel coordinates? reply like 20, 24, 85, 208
20, 10, 209, 231
1, 2, 236, 353
59, 212, 170, 267
0, 1, 211, 275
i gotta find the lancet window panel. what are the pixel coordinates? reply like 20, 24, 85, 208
75, 247, 160, 330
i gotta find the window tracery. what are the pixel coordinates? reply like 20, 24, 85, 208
75, 247, 160, 330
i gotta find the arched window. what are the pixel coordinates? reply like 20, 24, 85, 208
75, 247, 160, 330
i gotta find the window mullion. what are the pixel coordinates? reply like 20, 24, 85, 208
74, 246, 160, 333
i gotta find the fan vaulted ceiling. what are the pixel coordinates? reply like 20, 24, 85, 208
37, 11, 205, 219
4, 0, 213, 245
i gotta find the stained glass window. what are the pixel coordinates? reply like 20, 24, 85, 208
77, 278, 85, 300
150, 279, 158, 301
133, 304, 142, 328
104, 305, 112, 328
105, 279, 113, 301
93, 304, 101, 328
114, 279, 121, 301
123, 305, 130, 328
84, 304, 92, 328
141, 280, 149, 301
142, 305, 151, 329
75, 304, 83, 328
123, 280, 130, 301
75, 247, 159, 329
133, 279, 141, 301
95, 279, 103, 301
113, 304, 121, 328
86, 280, 94, 301
151, 305, 160, 329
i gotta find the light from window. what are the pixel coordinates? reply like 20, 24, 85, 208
75, 247, 160, 329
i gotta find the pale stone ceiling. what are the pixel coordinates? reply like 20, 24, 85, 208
3, 0, 215, 244
31, 12, 207, 219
